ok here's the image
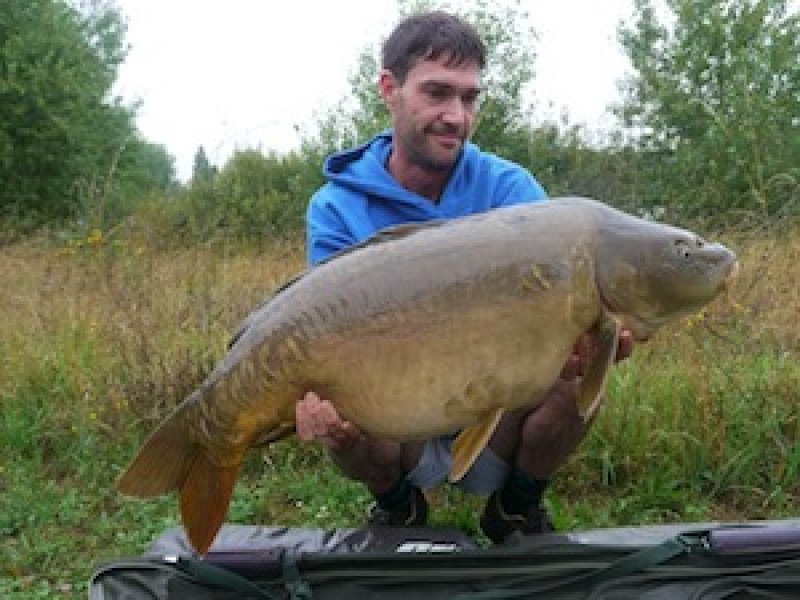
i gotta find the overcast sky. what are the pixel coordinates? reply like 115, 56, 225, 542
114, 0, 637, 180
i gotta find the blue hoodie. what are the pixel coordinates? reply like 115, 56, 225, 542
306, 131, 548, 265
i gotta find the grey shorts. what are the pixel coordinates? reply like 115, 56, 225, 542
405, 435, 510, 496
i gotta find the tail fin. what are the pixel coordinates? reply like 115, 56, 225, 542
117, 408, 243, 555
117, 413, 194, 497
179, 453, 241, 555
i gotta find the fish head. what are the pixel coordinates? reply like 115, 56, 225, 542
595, 220, 738, 341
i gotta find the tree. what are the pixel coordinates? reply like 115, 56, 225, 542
617, 0, 800, 217
191, 146, 216, 184
178, 148, 315, 242
0, 0, 172, 224
117, 137, 176, 196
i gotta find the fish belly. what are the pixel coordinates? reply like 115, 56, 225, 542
305, 293, 585, 441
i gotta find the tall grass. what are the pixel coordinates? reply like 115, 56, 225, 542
1, 220, 798, 598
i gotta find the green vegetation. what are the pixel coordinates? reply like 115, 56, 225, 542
618, 0, 800, 218
1, 0, 799, 598
2, 0, 797, 241
1, 223, 798, 599
0, 0, 175, 230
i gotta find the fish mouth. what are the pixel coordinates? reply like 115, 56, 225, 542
716, 258, 740, 293
727, 259, 740, 280
705, 243, 738, 282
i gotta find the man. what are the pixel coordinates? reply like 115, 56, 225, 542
296, 10, 633, 543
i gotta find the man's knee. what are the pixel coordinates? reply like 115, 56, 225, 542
328, 438, 422, 493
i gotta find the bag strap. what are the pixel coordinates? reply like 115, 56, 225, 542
281, 552, 313, 600
172, 556, 280, 600
175, 553, 314, 600
452, 537, 690, 599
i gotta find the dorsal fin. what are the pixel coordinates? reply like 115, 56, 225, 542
321, 219, 449, 265
227, 271, 305, 348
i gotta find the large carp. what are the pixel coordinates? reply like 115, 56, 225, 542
117, 197, 737, 554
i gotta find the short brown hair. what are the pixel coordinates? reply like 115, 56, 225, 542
381, 11, 486, 83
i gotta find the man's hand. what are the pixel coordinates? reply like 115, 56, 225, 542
296, 391, 363, 451
560, 328, 635, 380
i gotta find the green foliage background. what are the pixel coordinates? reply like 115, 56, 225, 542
0, 0, 174, 231
618, 0, 800, 218
3, 0, 797, 240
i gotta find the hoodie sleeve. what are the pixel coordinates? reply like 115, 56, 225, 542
446, 147, 548, 213
493, 163, 548, 208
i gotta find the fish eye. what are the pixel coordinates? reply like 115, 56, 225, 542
674, 239, 692, 259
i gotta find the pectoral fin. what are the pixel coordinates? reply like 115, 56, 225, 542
449, 408, 504, 482
576, 316, 621, 422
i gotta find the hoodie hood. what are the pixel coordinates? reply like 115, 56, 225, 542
306, 130, 548, 265
323, 130, 483, 216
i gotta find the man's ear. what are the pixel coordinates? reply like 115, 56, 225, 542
379, 69, 400, 106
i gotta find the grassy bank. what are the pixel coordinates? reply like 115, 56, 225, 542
1, 222, 798, 598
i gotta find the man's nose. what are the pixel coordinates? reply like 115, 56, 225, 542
440, 96, 470, 125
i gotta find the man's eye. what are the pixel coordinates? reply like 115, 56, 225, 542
428, 87, 451, 100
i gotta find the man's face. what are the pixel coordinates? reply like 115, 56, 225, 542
381, 55, 482, 172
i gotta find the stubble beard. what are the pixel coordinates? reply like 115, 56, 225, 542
405, 124, 465, 172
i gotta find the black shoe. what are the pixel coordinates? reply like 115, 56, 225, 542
479, 491, 555, 544
367, 485, 429, 527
